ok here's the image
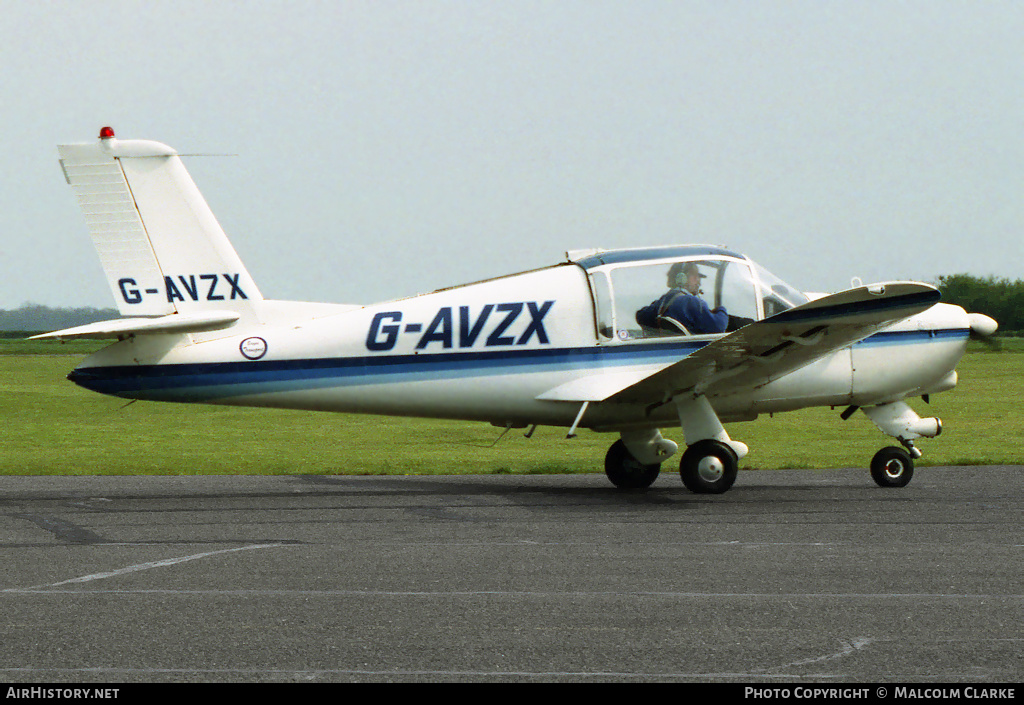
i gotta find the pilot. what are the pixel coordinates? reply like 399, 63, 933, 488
636, 261, 729, 335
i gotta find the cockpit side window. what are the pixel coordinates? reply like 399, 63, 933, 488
608, 264, 665, 340
606, 259, 740, 340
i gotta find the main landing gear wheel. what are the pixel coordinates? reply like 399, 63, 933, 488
679, 439, 738, 494
604, 440, 661, 489
870, 446, 914, 488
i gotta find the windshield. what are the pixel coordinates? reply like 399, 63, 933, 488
753, 262, 809, 318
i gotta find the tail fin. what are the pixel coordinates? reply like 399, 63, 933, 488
57, 128, 263, 322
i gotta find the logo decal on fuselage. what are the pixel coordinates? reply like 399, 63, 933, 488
240, 337, 268, 360
366, 301, 555, 352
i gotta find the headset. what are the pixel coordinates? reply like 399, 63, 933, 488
669, 262, 703, 293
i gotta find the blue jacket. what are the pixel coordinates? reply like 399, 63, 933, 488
636, 289, 728, 335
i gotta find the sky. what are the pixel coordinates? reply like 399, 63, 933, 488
2, 0, 1022, 310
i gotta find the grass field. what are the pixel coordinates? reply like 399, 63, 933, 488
1, 339, 1021, 475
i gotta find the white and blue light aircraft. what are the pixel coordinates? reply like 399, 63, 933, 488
41, 128, 998, 493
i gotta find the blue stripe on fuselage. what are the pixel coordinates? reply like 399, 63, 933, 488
68, 340, 710, 401
67, 328, 968, 401
854, 328, 968, 346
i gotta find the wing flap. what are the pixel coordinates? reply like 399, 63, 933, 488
30, 311, 240, 340
605, 282, 940, 407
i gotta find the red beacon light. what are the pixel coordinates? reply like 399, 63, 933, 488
99, 126, 115, 140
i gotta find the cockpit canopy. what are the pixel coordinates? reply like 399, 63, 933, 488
570, 246, 809, 341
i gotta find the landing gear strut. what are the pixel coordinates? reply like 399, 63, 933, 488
603, 395, 746, 493
860, 401, 939, 489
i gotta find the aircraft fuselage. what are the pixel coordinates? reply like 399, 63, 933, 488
69, 260, 971, 432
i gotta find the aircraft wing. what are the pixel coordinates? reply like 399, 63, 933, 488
540, 282, 940, 407
608, 282, 940, 407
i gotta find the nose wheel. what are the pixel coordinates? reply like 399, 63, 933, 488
870, 446, 914, 487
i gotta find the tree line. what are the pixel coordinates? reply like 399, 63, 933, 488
1, 275, 1019, 335
935, 274, 1023, 335
0, 304, 118, 335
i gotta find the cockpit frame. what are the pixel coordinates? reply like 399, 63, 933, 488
569, 245, 808, 344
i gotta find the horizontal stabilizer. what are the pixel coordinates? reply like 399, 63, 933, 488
31, 311, 240, 340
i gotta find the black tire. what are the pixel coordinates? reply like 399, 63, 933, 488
604, 440, 661, 489
679, 439, 738, 494
870, 446, 914, 488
